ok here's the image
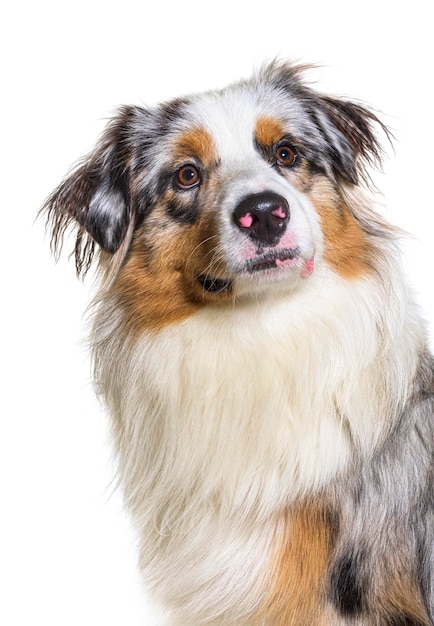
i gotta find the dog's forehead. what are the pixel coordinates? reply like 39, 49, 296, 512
165, 83, 306, 162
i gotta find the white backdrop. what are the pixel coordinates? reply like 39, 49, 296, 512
2, 1, 433, 624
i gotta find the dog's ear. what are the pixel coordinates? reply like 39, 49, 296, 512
263, 61, 389, 185
41, 105, 149, 276
308, 95, 389, 185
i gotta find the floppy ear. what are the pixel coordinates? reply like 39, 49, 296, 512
309, 95, 389, 185
262, 60, 389, 185
41, 105, 145, 276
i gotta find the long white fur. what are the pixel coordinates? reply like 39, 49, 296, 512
92, 229, 422, 622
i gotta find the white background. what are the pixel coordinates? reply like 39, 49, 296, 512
2, 1, 433, 624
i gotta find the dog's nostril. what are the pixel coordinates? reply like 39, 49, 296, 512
272, 206, 286, 220
238, 212, 258, 229
233, 192, 290, 245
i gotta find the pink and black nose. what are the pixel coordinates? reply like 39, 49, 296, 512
233, 192, 290, 246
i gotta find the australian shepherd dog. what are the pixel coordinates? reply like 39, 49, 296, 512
41, 62, 433, 625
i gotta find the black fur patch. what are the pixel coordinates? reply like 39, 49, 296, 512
166, 195, 200, 224
330, 551, 366, 616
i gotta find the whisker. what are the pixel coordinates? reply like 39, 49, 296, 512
192, 243, 231, 295
185, 234, 220, 267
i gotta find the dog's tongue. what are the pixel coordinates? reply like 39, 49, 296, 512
301, 258, 314, 278
275, 257, 294, 268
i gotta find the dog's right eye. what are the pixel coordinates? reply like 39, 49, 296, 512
175, 165, 201, 189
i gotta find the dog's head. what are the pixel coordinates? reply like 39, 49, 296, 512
42, 61, 388, 332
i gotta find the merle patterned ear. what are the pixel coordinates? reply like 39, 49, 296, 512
41, 106, 147, 276
310, 95, 388, 185
262, 60, 389, 185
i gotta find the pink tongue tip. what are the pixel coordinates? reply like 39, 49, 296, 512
301, 258, 315, 278
276, 258, 291, 268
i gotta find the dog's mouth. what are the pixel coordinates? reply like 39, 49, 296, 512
243, 248, 300, 273
197, 248, 303, 293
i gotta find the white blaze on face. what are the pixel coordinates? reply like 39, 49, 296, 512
186, 89, 322, 288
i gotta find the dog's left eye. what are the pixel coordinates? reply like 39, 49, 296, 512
175, 165, 201, 189
275, 145, 297, 167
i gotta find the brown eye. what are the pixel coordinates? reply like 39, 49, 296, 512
175, 165, 201, 189
276, 145, 297, 167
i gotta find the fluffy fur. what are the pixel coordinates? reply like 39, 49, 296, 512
41, 62, 434, 625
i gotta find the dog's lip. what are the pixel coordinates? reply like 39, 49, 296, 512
243, 247, 301, 273
197, 275, 232, 294
197, 248, 306, 293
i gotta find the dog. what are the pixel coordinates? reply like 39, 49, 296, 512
41, 61, 434, 625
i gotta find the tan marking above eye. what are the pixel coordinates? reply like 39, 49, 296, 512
255, 116, 286, 147
173, 127, 216, 167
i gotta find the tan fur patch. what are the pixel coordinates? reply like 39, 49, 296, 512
110, 208, 231, 338
109, 235, 200, 337
256, 503, 335, 625
173, 126, 217, 166
307, 178, 374, 278
255, 116, 286, 147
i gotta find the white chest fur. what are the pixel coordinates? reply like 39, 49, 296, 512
97, 268, 418, 511
93, 268, 420, 622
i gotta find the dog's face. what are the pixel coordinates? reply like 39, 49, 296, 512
44, 62, 385, 334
